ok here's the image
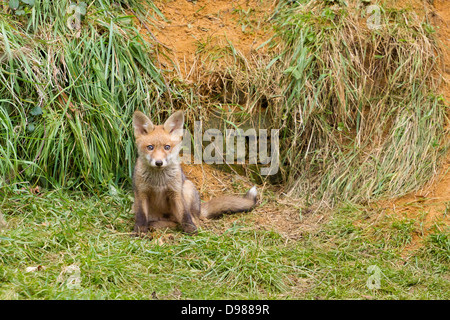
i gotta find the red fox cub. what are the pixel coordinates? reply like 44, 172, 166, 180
132, 110, 258, 235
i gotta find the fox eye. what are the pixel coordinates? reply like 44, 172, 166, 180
147, 145, 154, 151
164, 145, 171, 151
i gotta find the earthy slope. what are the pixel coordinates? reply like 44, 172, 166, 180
371, 0, 449, 255
133, 0, 449, 243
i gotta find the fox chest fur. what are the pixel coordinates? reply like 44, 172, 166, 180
133, 158, 185, 219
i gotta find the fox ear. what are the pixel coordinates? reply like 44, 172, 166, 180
133, 111, 154, 138
164, 110, 184, 134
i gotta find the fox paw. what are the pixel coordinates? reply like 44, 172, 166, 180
182, 223, 198, 235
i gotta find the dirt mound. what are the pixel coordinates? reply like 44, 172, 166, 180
376, 154, 450, 255
140, 0, 274, 79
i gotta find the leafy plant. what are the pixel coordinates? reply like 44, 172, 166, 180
9, 0, 35, 17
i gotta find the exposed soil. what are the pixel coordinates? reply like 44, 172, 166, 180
433, 0, 450, 103
181, 161, 315, 240
140, 0, 274, 79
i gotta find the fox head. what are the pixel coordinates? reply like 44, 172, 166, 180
133, 110, 184, 169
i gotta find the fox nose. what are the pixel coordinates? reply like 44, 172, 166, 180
155, 160, 163, 167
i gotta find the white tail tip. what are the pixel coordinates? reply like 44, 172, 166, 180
248, 186, 257, 198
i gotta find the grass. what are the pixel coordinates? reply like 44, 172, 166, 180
1, 0, 449, 300
0, 0, 171, 191
0, 189, 448, 299
0, 188, 293, 299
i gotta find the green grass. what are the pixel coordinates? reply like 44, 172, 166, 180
1, 190, 448, 299
0, 0, 171, 190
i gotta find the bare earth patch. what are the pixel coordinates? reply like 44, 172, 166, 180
139, 0, 274, 79
181, 161, 325, 240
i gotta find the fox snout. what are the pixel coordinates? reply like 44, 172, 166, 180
144, 146, 172, 168
146, 155, 167, 168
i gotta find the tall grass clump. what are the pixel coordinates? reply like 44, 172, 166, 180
0, 0, 169, 191
269, 0, 446, 203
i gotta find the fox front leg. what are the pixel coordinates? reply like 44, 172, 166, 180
133, 196, 148, 236
169, 190, 197, 234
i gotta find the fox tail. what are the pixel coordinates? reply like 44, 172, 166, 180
200, 186, 258, 219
